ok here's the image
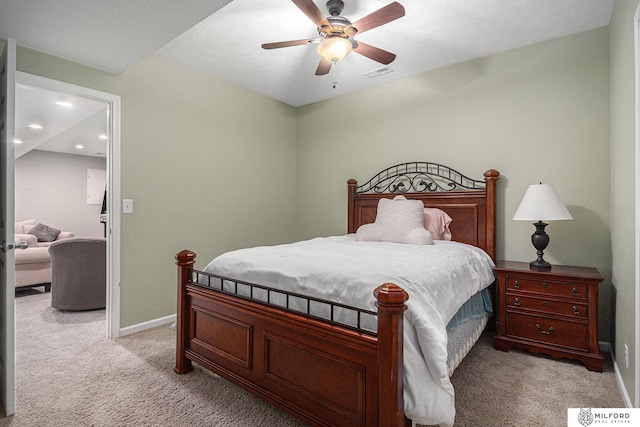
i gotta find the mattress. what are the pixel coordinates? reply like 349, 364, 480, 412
447, 311, 489, 376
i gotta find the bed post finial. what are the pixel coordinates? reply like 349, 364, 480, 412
374, 283, 409, 426
175, 250, 196, 374
176, 249, 196, 264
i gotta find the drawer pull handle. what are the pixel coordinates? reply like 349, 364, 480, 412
572, 288, 579, 296
542, 301, 548, 307
514, 298, 521, 306
573, 306, 580, 315
514, 280, 521, 289
535, 323, 555, 335
543, 282, 548, 288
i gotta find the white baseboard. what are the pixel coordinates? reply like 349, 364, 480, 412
601, 341, 634, 408
118, 313, 176, 337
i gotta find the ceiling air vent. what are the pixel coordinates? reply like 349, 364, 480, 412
364, 67, 393, 78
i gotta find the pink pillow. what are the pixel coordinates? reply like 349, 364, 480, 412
423, 208, 453, 240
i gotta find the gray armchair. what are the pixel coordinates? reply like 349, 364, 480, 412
48, 238, 106, 311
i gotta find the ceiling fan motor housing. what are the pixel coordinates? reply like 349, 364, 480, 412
326, 0, 345, 16
319, 16, 355, 38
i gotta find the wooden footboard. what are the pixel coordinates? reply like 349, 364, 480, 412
175, 250, 410, 427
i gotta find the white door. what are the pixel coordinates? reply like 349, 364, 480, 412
0, 38, 16, 416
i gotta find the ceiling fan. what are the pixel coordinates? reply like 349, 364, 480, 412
262, 0, 405, 76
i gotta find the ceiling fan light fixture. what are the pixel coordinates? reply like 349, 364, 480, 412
316, 37, 352, 63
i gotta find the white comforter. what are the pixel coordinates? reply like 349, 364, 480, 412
202, 235, 495, 426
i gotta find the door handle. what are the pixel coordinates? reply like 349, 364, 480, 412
1, 240, 28, 252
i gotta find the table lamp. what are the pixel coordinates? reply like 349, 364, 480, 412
513, 183, 573, 271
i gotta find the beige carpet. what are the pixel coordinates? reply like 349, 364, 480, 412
445, 333, 625, 426
0, 289, 625, 426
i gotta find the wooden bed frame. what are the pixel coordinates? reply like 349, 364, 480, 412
175, 162, 500, 427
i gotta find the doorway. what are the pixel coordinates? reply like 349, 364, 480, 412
15, 72, 121, 338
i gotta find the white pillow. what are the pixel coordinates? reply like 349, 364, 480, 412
406, 227, 434, 245
356, 196, 434, 245
15, 219, 35, 234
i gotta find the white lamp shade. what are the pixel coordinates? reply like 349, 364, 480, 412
512, 183, 573, 221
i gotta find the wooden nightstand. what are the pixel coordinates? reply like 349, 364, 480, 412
493, 260, 604, 372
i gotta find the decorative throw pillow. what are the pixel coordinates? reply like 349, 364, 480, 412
28, 223, 61, 242
406, 227, 434, 245
423, 208, 453, 240
15, 219, 36, 234
356, 196, 434, 245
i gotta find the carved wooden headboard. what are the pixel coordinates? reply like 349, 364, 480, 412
347, 162, 500, 261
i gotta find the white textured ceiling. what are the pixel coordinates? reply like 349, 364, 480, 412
0, 0, 616, 156
158, 0, 616, 107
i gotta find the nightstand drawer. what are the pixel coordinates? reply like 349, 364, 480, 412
506, 312, 588, 351
506, 276, 588, 300
506, 294, 588, 319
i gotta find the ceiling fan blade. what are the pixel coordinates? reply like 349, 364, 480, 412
262, 38, 321, 49
315, 58, 332, 75
292, 0, 330, 28
351, 2, 405, 34
353, 41, 396, 65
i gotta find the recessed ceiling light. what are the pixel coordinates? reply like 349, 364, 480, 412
75, 145, 84, 150
13, 139, 22, 144
56, 101, 73, 107
99, 134, 108, 140
28, 124, 43, 129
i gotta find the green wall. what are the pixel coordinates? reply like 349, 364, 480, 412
610, 0, 639, 406
16, 48, 298, 327
297, 28, 612, 341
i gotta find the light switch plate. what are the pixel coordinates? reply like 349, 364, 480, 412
122, 199, 133, 214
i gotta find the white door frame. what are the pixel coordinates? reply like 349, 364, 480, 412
635, 2, 640, 409
1, 37, 17, 417
15, 72, 121, 338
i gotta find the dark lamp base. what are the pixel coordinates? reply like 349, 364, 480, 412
529, 221, 552, 271
530, 259, 552, 271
